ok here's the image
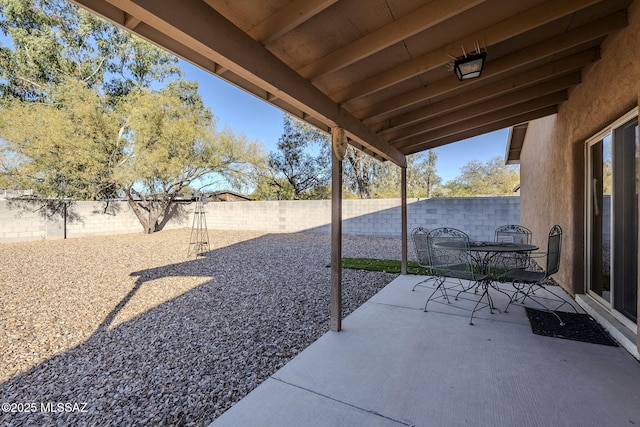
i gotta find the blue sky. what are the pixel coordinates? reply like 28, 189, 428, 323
180, 60, 511, 183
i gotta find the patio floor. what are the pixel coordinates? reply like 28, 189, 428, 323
210, 275, 640, 427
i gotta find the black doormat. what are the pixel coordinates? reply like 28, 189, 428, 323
525, 307, 618, 347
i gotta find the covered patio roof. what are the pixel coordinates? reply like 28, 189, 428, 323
71, 0, 631, 167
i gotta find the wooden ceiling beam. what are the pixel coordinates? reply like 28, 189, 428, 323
73, 0, 406, 166
386, 89, 570, 143
357, 34, 603, 124
245, 0, 338, 44
361, 48, 598, 125
393, 94, 566, 150
330, 0, 613, 104
401, 106, 557, 155
123, 12, 140, 29
382, 76, 578, 140
298, 0, 486, 80
378, 72, 581, 135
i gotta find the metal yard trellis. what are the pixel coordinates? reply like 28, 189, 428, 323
187, 194, 210, 257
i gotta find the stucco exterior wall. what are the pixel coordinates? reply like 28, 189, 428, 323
520, 0, 639, 342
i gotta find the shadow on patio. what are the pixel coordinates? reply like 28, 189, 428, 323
212, 274, 640, 427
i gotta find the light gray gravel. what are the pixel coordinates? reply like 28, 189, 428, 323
0, 229, 402, 426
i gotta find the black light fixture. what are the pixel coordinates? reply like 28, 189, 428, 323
453, 51, 487, 80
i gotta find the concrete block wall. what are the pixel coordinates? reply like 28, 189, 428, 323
208, 200, 333, 233
64, 202, 152, 238
0, 197, 520, 243
206, 196, 521, 240
0, 202, 47, 242
406, 197, 521, 241
0, 200, 191, 242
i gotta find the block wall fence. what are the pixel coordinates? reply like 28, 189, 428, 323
0, 196, 520, 243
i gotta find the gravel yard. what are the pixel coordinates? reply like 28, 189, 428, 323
0, 229, 401, 426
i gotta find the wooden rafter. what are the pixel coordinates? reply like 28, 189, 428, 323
365, 49, 598, 128
70, 0, 630, 163
329, 0, 610, 104
381, 75, 580, 141
394, 95, 566, 151
123, 13, 140, 29
245, 0, 338, 44
298, 0, 486, 80
402, 106, 558, 155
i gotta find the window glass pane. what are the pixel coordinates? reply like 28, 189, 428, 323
589, 136, 611, 302
612, 118, 638, 322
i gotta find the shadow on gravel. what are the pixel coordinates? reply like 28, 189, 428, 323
0, 233, 397, 427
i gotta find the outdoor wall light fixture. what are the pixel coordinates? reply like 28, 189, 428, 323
451, 42, 487, 81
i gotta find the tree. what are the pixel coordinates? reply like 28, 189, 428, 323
116, 82, 262, 233
262, 114, 330, 200
343, 146, 376, 199
0, 0, 180, 222
0, 0, 180, 101
366, 151, 441, 198
0, 78, 263, 233
441, 156, 520, 196
0, 0, 264, 233
0, 79, 122, 202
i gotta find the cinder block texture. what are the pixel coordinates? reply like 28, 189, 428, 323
0, 197, 520, 242
0, 200, 191, 242
206, 197, 520, 240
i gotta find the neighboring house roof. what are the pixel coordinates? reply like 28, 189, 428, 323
505, 123, 529, 165
205, 190, 252, 202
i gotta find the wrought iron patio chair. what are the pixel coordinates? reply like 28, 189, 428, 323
425, 227, 491, 325
495, 224, 532, 245
410, 227, 436, 291
412, 227, 475, 294
492, 224, 533, 275
501, 224, 577, 325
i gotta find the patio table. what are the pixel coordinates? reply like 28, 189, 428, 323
466, 241, 539, 313
435, 240, 538, 322
467, 241, 538, 275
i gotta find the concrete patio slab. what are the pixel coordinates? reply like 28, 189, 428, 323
211, 275, 640, 427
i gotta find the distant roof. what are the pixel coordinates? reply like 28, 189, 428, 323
505, 123, 529, 165
206, 190, 252, 201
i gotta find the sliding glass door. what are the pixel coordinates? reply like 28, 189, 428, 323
587, 111, 638, 327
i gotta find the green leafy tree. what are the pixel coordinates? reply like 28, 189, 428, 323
343, 147, 377, 199
116, 82, 262, 233
368, 151, 441, 198
0, 0, 180, 101
411, 150, 440, 198
0, 0, 264, 233
0, 0, 180, 222
263, 114, 330, 200
0, 79, 121, 202
441, 156, 520, 196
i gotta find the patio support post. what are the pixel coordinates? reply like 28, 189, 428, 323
330, 127, 345, 332
401, 166, 408, 274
